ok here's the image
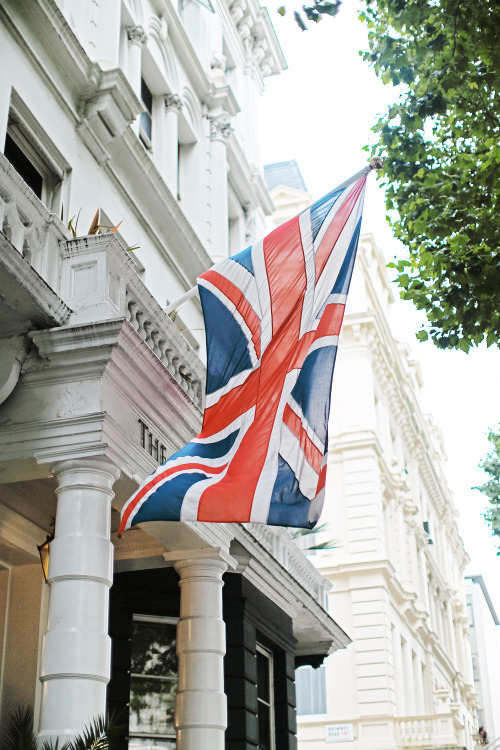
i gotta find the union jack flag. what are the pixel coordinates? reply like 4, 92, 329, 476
118, 167, 368, 535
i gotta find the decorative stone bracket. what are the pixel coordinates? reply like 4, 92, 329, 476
0, 335, 29, 405
77, 68, 143, 163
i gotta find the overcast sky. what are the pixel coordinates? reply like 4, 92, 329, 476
260, 0, 500, 616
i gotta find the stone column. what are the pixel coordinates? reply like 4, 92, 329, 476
126, 26, 147, 134
165, 548, 235, 750
207, 116, 232, 263
163, 94, 183, 197
461, 619, 474, 685
91, 0, 121, 69
445, 599, 457, 665
403, 639, 414, 715
37, 458, 120, 744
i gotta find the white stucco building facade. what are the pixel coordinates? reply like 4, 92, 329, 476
264, 164, 479, 750
465, 574, 500, 743
0, 4, 351, 750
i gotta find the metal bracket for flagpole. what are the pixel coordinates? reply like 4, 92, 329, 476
165, 286, 198, 314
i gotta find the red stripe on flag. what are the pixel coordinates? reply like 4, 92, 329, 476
316, 464, 327, 495
314, 303, 345, 338
201, 269, 261, 359
264, 216, 306, 336
117, 461, 228, 536
315, 178, 366, 280
201, 368, 260, 435
197, 219, 310, 522
283, 403, 323, 473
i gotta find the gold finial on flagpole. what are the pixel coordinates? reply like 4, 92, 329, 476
369, 156, 384, 170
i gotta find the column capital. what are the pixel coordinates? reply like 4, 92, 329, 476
210, 53, 227, 73
209, 116, 234, 143
127, 25, 147, 46
51, 457, 121, 488
163, 546, 237, 572
165, 93, 183, 112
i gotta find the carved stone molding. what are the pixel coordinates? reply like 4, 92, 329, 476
210, 53, 227, 73
127, 25, 147, 46
164, 93, 183, 112
209, 116, 234, 143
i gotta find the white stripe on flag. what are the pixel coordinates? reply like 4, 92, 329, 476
252, 238, 273, 355
298, 209, 316, 339
279, 426, 320, 499
313, 198, 363, 318
250, 370, 299, 523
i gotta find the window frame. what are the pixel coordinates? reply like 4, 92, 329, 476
256, 643, 276, 750
128, 613, 179, 748
139, 78, 153, 150
5, 90, 71, 214
295, 664, 327, 716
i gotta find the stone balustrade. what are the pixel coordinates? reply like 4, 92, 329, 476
396, 713, 463, 747
0, 151, 205, 410
0, 152, 70, 289
125, 278, 204, 408
242, 524, 331, 608
299, 713, 463, 749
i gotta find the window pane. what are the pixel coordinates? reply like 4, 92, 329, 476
140, 78, 153, 143
141, 79, 153, 114
295, 665, 327, 715
130, 620, 178, 739
4, 133, 43, 198
258, 701, 271, 750
131, 622, 177, 677
129, 739, 176, 750
257, 651, 270, 702
129, 676, 176, 735
140, 111, 152, 142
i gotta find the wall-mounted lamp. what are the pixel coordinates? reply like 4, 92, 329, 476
37, 534, 54, 583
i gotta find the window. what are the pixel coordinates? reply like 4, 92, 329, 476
5, 121, 62, 211
256, 644, 275, 750
129, 615, 178, 750
295, 665, 327, 715
467, 598, 474, 627
4, 133, 43, 198
4, 91, 70, 213
471, 653, 480, 683
140, 78, 153, 149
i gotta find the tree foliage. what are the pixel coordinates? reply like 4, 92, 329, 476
475, 428, 500, 550
281, 0, 500, 350
362, 0, 500, 351
1, 706, 125, 750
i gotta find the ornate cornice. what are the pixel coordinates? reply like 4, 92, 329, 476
225, 0, 286, 81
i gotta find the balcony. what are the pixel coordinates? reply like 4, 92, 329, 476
0, 151, 204, 409
298, 710, 466, 749
396, 711, 465, 747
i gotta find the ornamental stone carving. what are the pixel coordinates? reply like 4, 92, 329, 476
165, 93, 183, 112
127, 26, 147, 46
210, 53, 227, 73
209, 117, 234, 142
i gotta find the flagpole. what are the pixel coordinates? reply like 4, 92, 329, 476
165, 286, 198, 314
164, 160, 383, 315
